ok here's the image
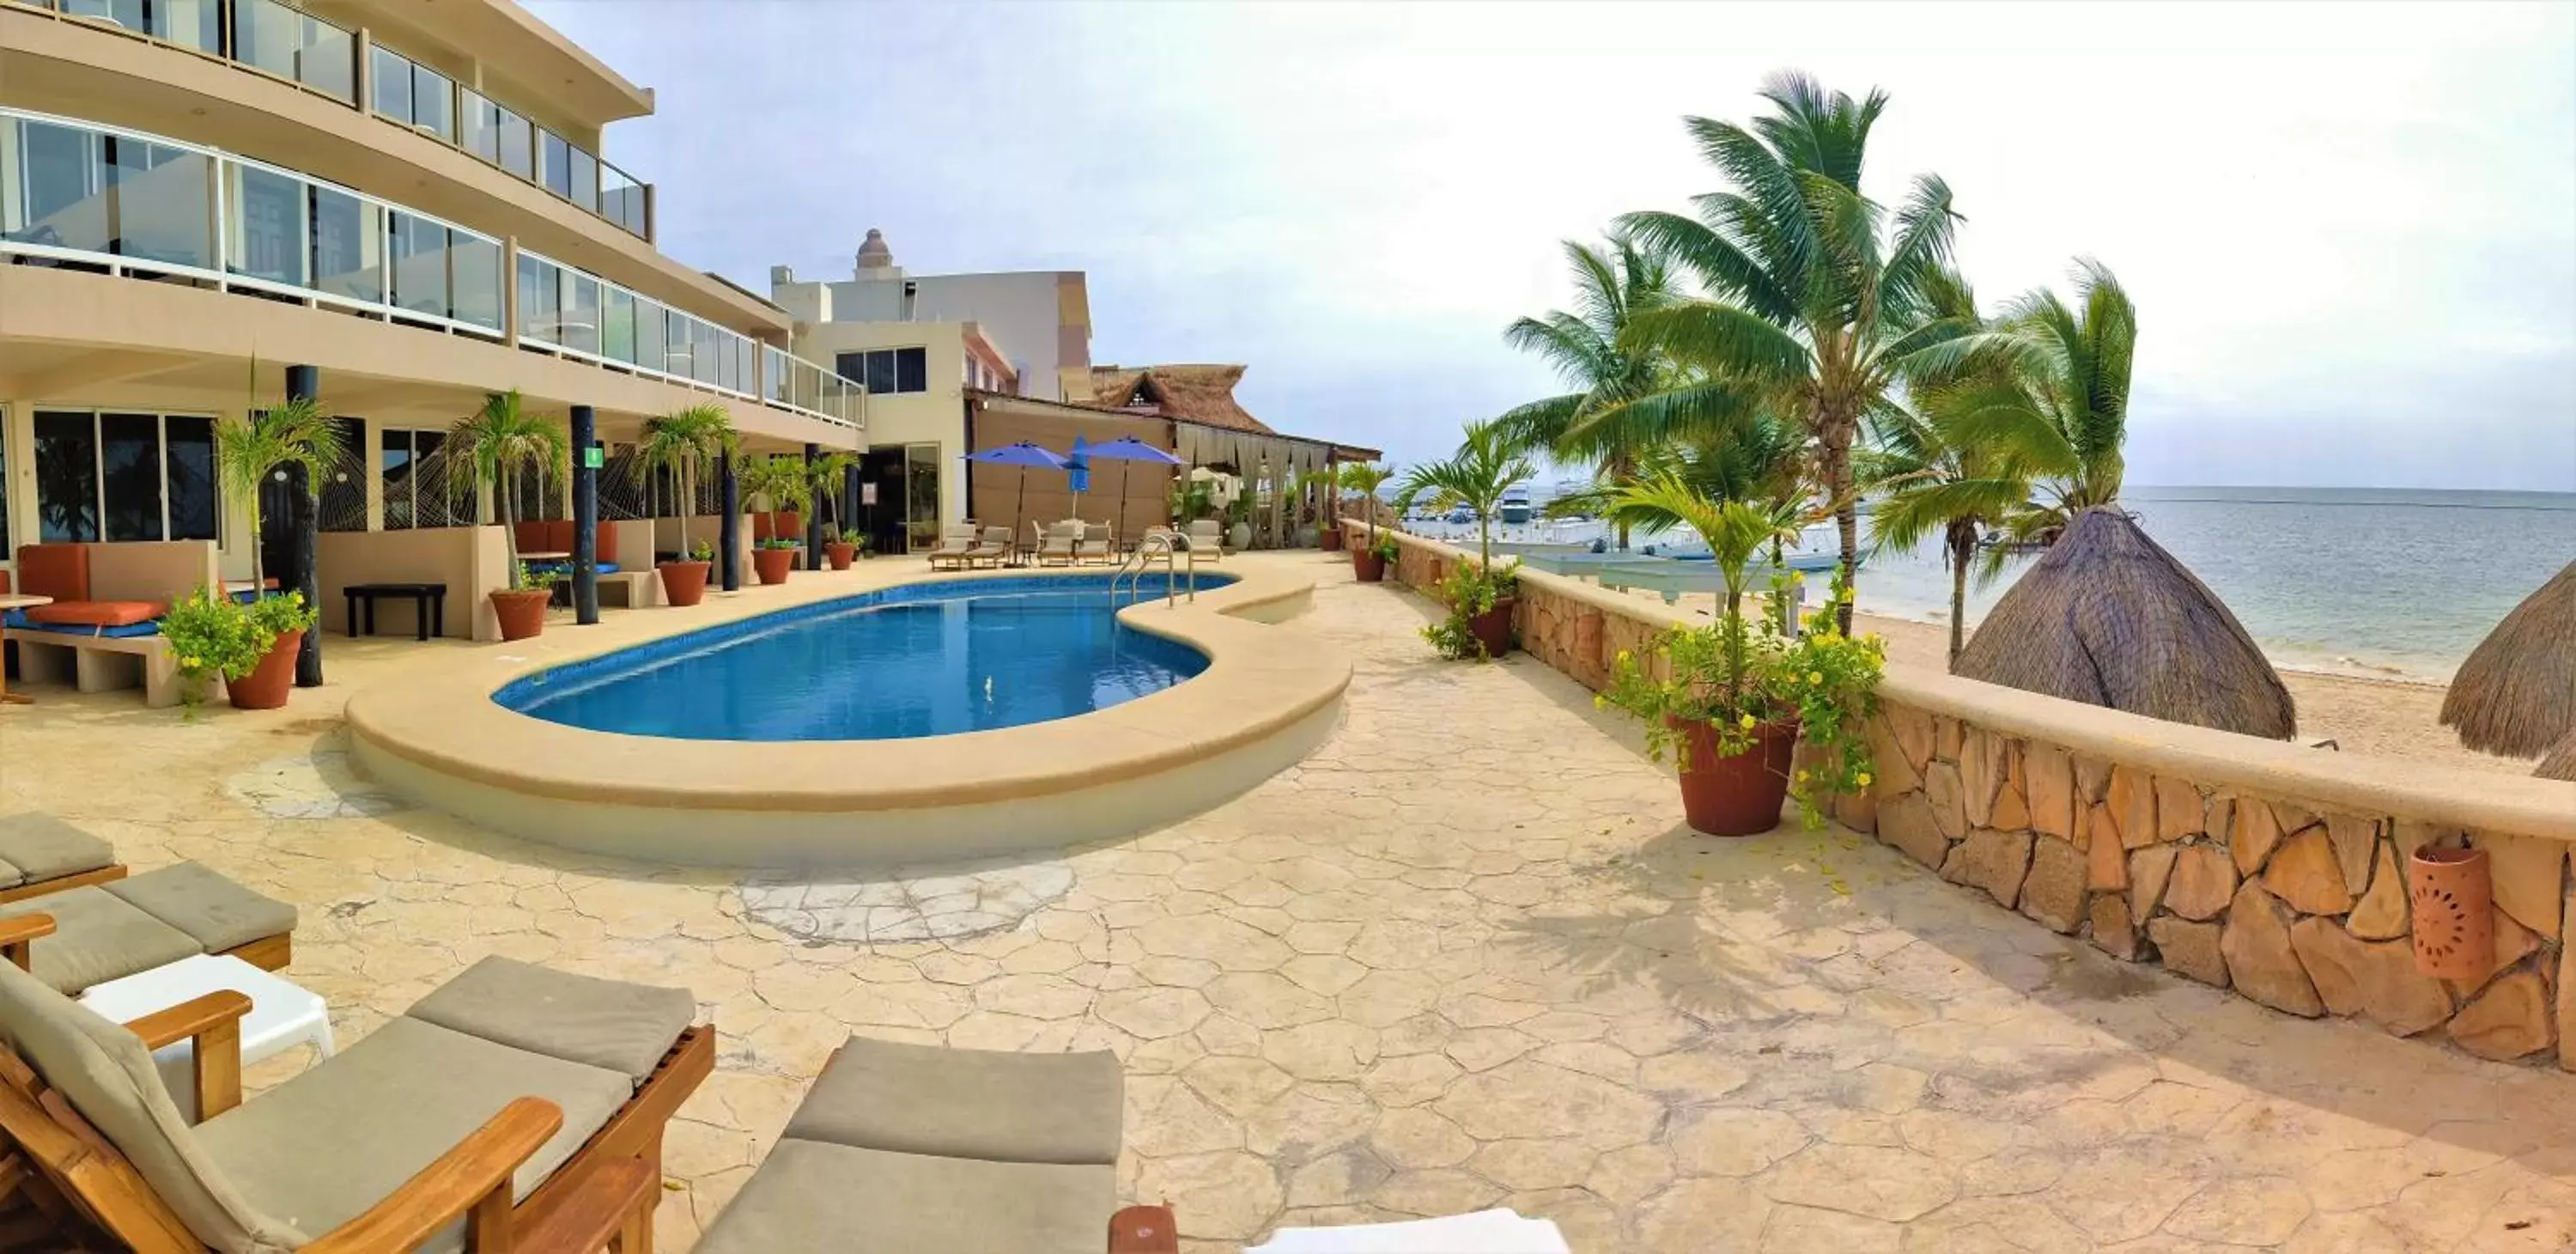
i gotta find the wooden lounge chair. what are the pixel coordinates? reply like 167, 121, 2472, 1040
925, 525, 981, 570
972, 527, 1014, 569
694, 1034, 1168, 1253
1033, 522, 1082, 568
1182, 520, 1225, 563
0, 954, 712, 1253
0, 813, 130, 907
1079, 524, 1116, 565
0, 862, 299, 995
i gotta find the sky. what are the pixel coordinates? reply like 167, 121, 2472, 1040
529, 0, 2576, 493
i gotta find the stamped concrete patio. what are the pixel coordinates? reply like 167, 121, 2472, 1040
3, 552, 2574, 1251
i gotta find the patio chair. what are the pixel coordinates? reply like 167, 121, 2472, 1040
1080, 523, 1116, 565
1182, 520, 1225, 562
0, 953, 712, 1252
927, 525, 981, 570
695, 1034, 1167, 1253
0, 861, 299, 995
0, 812, 129, 906
973, 527, 1015, 569
1033, 521, 1082, 568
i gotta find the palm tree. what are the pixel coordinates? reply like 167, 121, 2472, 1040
633, 405, 737, 563
1495, 233, 1680, 547
800, 450, 859, 541
214, 392, 344, 595
1604, 73, 1979, 631
1930, 259, 2138, 547
1395, 420, 1534, 570
1600, 472, 1805, 705
1336, 460, 1393, 545
447, 390, 568, 576
739, 455, 811, 520
1865, 402, 2034, 666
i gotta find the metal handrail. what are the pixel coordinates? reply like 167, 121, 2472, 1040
1113, 533, 1196, 607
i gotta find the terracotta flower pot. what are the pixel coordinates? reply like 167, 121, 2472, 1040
659, 561, 711, 607
825, 542, 858, 571
1321, 528, 1345, 552
490, 589, 550, 642
1352, 548, 1388, 583
1668, 715, 1801, 837
754, 547, 796, 586
2409, 845, 2494, 979
226, 630, 303, 711
1467, 597, 1516, 658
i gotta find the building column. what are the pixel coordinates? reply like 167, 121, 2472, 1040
803, 442, 823, 569
570, 405, 598, 625
285, 365, 324, 687
719, 450, 741, 592
843, 460, 863, 558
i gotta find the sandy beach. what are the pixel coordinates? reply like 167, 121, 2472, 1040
1631, 587, 2541, 777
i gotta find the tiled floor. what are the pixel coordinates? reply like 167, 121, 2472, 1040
3, 553, 2573, 1251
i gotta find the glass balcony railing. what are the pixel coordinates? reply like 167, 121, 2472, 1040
9, 0, 652, 240
0, 107, 860, 429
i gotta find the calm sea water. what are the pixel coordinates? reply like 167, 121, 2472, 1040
1843, 487, 2576, 681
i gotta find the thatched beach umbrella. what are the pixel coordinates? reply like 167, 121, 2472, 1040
2440, 560, 2574, 774
1954, 507, 2297, 740
2536, 730, 2576, 782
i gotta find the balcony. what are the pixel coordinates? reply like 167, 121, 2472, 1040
0, 106, 861, 429
5, 0, 651, 241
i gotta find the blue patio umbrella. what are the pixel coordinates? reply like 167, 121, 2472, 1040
965, 441, 1069, 547
1067, 435, 1093, 507
1083, 436, 1187, 541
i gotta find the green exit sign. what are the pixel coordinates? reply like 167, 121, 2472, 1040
584, 447, 605, 469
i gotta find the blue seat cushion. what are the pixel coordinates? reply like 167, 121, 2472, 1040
527, 562, 617, 576
12, 618, 161, 639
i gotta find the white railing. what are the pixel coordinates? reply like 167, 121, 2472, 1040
0, 106, 862, 431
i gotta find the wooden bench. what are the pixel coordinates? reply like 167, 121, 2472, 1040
0, 626, 184, 708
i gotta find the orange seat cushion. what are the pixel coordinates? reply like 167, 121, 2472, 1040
24, 600, 165, 628
592, 525, 618, 567
513, 521, 553, 554
13, 545, 89, 603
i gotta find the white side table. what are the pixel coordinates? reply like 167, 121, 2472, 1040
1249, 1209, 1572, 1253
79, 954, 335, 1121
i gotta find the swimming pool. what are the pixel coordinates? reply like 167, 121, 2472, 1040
495, 575, 1229, 741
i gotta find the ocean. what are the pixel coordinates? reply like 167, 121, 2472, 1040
1416, 487, 2576, 683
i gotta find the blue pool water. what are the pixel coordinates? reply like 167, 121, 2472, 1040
495, 575, 1226, 741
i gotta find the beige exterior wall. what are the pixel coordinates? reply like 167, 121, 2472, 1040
789, 322, 970, 526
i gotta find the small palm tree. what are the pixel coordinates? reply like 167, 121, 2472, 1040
1495, 232, 1680, 548
739, 455, 812, 520
1336, 460, 1394, 545
447, 390, 568, 576
633, 405, 737, 563
800, 451, 858, 540
1600, 472, 1805, 705
1929, 259, 2138, 546
1395, 421, 1534, 569
215, 390, 344, 595
1865, 403, 2033, 667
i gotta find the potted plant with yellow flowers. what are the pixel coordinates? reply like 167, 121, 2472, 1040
1595, 472, 1883, 836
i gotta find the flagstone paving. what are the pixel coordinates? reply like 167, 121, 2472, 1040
3, 552, 2575, 1250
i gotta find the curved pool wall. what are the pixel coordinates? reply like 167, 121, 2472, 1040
495, 575, 1229, 741
346, 561, 1346, 869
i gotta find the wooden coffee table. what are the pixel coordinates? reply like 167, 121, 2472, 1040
0, 594, 52, 705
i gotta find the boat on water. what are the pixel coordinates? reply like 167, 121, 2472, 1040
1498, 485, 1535, 524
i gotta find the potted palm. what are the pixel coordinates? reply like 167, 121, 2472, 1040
449, 391, 568, 642
1398, 422, 1532, 657
163, 586, 320, 711
1339, 461, 1395, 582
211, 385, 343, 706
800, 451, 860, 569
635, 405, 736, 606
741, 457, 811, 585
1596, 474, 1884, 836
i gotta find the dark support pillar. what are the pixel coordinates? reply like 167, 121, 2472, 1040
570, 405, 598, 625
719, 451, 741, 592
843, 461, 863, 558
803, 442, 823, 569
285, 364, 323, 688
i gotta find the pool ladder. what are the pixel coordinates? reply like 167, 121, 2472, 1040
1112, 533, 1199, 606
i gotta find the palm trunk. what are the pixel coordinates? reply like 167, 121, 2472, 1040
1947, 522, 1972, 667
1822, 436, 1858, 635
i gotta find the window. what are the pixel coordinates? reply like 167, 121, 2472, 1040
319, 417, 367, 533
31, 411, 220, 545
382, 429, 456, 530
835, 348, 931, 396
9, 124, 210, 268
905, 444, 941, 552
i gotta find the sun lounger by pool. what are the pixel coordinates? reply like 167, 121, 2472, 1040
0, 861, 299, 995
1081, 523, 1116, 564
1182, 520, 1225, 562
927, 525, 983, 570
695, 1034, 1145, 1252
0, 813, 128, 905
0, 954, 711, 1252
974, 527, 1015, 568
1035, 521, 1083, 567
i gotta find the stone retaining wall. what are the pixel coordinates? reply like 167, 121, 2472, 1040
1357, 521, 2576, 1069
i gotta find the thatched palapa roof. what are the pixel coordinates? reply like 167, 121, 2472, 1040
1954, 508, 2298, 740
1091, 364, 1273, 435
2537, 730, 2576, 782
2439, 561, 2574, 771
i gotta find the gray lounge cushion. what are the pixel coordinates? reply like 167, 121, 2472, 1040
784, 1036, 1123, 1166
405, 956, 694, 1086
196, 1016, 631, 1253
694, 1139, 1115, 1254
105, 861, 298, 953
0, 887, 200, 994
0, 813, 117, 886
0, 959, 301, 1253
